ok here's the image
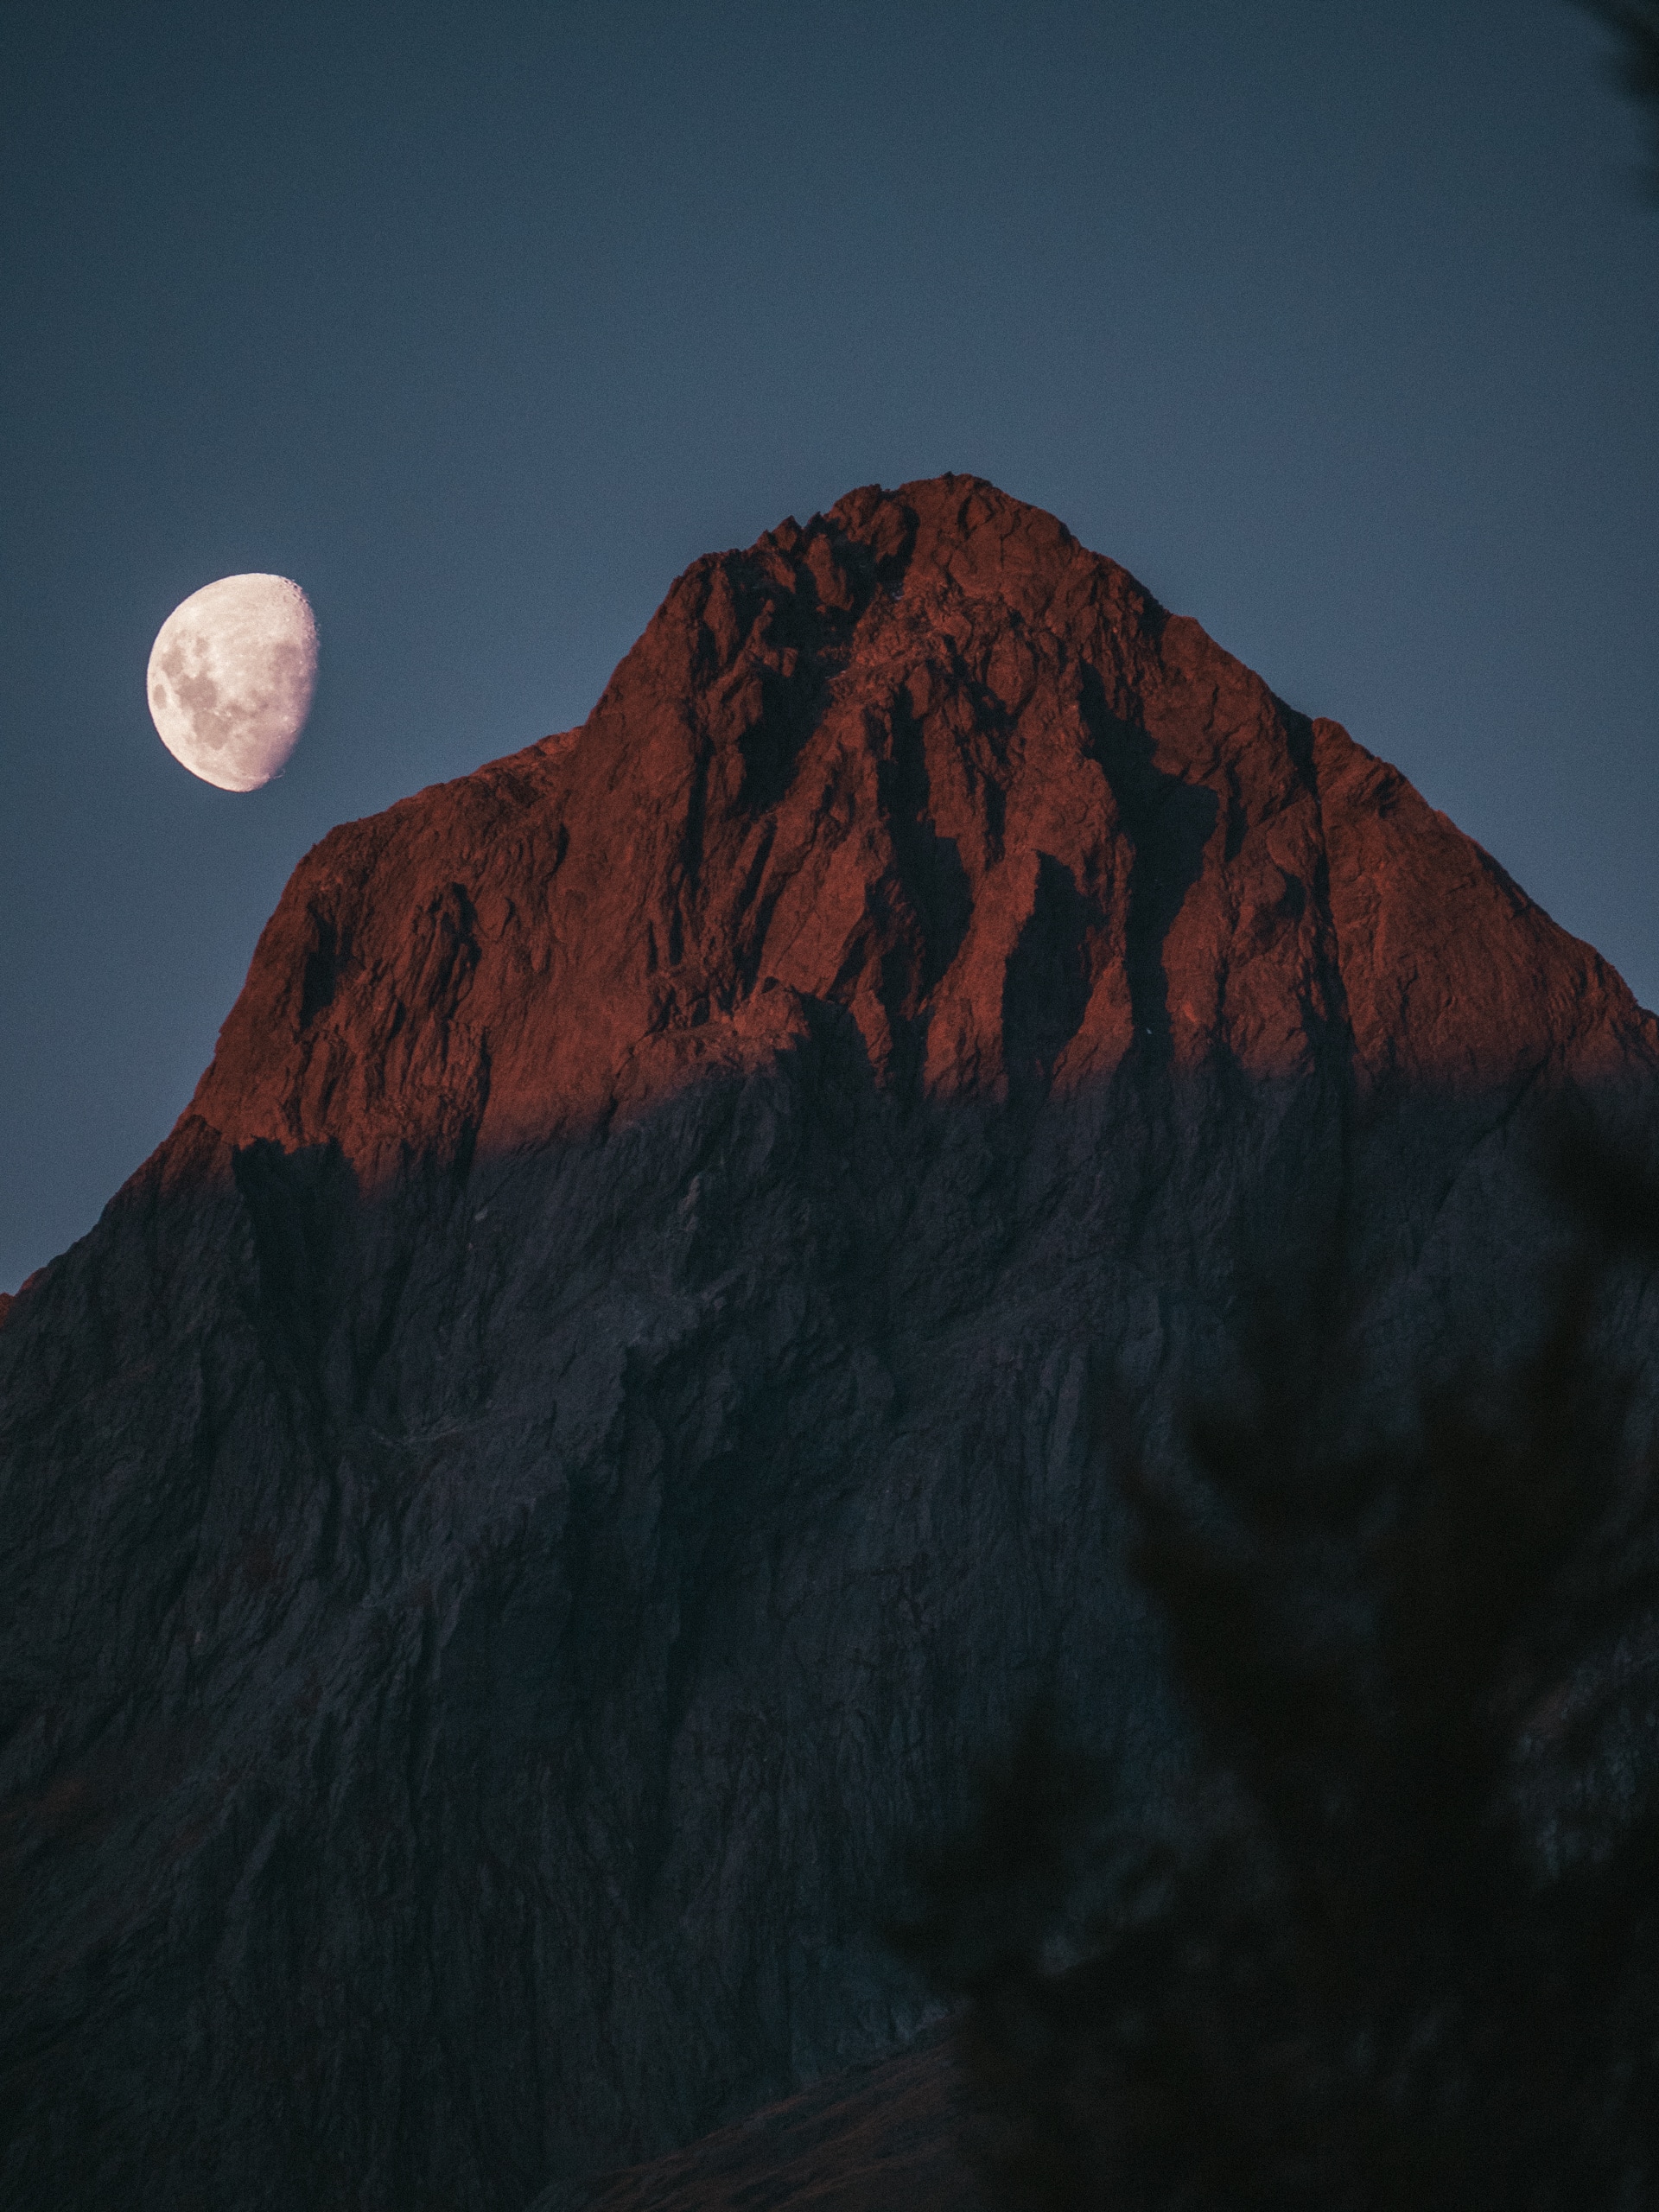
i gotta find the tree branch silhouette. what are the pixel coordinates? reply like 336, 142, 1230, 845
1574, 0, 1659, 195
898, 1124, 1659, 2209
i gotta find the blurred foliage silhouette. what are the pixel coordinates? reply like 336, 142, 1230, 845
897, 1124, 1659, 2209
1574, 0, 1659, 193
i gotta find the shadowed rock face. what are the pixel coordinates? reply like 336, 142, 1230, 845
551, 2025, 969, 2212
3, 477, 1656, 2212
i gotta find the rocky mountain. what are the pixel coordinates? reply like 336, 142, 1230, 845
3, 476, 1656, 2211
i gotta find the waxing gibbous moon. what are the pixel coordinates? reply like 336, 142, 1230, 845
147, 573, 318, 791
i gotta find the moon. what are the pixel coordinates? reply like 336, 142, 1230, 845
147, 574, 318, 791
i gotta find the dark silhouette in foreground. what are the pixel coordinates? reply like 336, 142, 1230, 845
1576, 0, 1659, 193
900, 1129, 1659, 2209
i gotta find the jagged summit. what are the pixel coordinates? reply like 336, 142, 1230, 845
3, 480, 1656, 2212
186, 474, 1646, 1185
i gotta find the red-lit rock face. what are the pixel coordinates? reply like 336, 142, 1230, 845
190, 474, 1646, 1185
4, 479, 1657, 2212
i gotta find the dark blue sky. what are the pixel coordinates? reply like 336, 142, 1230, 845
3, 0, 1656, 1291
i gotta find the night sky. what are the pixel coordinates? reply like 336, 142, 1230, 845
3, 0, 1656, 1293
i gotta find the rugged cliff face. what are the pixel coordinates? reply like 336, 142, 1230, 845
3, 477, 1656, 2212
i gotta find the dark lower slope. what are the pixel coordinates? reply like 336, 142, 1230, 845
3, 1039, 1643, 2210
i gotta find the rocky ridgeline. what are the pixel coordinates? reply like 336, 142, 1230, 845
3, 479, 1656, 2210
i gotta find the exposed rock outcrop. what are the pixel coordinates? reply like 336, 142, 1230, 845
3, 478, 1656, 2210
550, 2026, 967, 2212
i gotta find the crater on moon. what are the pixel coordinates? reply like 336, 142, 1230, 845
147, 573, 318, 791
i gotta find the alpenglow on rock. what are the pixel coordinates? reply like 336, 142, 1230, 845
3, 477, 1656, 2211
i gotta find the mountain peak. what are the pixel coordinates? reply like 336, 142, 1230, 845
187, 475, 1645, 1185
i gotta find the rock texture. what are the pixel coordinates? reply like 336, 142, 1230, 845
3, 477, 1657, 2212
555, 2025, 968, 2212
